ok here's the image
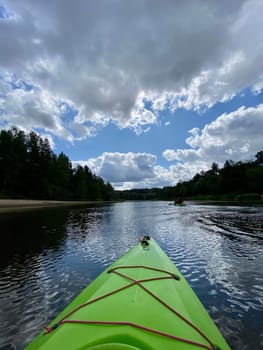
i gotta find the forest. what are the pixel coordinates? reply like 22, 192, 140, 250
0, 127, 114, 201
156, 152, 263, 201
0, 127, 262, 202
119, 152, 263, 201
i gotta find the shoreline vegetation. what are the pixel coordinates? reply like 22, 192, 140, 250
0, 197, 262, 214
0, 128, 114, 202
1, 128, 262, 204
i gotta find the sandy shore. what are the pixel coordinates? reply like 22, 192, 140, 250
0, 199, 98, 213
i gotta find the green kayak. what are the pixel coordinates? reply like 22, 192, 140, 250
25, 237, 230, 350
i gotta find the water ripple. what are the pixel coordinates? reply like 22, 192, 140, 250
0, 202, 262, 350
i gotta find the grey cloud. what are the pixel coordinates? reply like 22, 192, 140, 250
1, 0, 261, 136
83, 152, 156, 183
163, 104, 263, 167
0, 77, 72, 139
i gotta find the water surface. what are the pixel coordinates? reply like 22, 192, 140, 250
0, 201, 262, 349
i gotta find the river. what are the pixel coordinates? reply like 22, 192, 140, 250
0, 201, 262, 349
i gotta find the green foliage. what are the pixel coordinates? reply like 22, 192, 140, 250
1, 127, 261, 202
234, 193, 261, 201
120, 153, 263, 201
0, 127, 114, 201
255, 151, 263, 164
157, 155, 263, 201
116, 188, 160, 201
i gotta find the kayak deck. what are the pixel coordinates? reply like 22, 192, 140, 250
25, 237, 230, 350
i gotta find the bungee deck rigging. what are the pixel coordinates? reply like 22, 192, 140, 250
25, 237, 230, 350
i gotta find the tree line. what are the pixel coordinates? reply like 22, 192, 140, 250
1, 127, 262, 202
0, 127, 114, 201
158, 152, 263, 201
118, 152, 263, 201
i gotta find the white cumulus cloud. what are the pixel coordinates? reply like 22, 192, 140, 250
163, 104, 263, 179
73, 103, 263, 189
0, 0, 262, 138
78, 152, 156, 184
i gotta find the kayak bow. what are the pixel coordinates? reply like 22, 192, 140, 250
25, 237, 230, 350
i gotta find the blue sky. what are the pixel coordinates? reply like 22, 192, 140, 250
0, 1, 263, 189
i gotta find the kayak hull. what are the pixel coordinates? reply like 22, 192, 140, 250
25, 238, 230, 350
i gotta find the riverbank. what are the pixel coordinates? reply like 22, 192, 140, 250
187, 199, 263, 207
0, 199, 103, 213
